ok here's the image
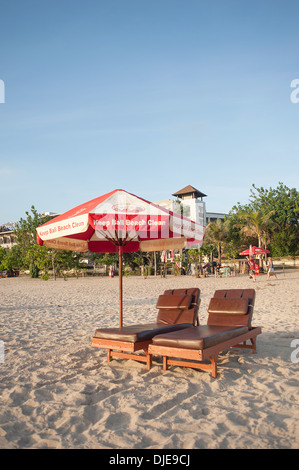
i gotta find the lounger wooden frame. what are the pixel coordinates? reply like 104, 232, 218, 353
91, 337, 153, 369
147, 326, 262, 378
91, 288, 200, 368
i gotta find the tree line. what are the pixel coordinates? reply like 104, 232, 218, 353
205, 182, 298, 263
0, 182, 298, 278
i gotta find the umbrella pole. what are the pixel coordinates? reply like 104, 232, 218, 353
118, 245, 123, 328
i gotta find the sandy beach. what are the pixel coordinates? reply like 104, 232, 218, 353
0, 270, 298, 449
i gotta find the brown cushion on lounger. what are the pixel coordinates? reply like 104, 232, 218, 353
156, 294, 192, 310
93, 323, 192, 343
208, 297, 249, 315
152, 325, 249, 350
162, 288, 201, 325
207, 295, 253, 328
156, 293, 199, 325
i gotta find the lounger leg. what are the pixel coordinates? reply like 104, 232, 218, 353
210, 356, 218, 378
163, 356, 168, 371
107, 349, 112, 363
250, 337, 257, 353
146, 352, 152, 371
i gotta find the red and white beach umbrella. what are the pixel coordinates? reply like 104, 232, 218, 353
239, 245, 270, 256
36, 189, 205, 327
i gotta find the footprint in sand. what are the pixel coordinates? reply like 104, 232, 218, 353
105, 412, 131, 430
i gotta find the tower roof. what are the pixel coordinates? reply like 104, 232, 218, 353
172, 185, 207, 199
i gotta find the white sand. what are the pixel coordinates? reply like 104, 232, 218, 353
0, 270, 298, 449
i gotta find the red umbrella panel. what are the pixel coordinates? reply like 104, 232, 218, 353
36, 189, 205, 327
239, 246, 270, 256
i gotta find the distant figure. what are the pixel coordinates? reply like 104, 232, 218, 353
216, 262, 221, 277
203, 262, 210, 277
247, 256, 256, 282
267, 257, 278, 280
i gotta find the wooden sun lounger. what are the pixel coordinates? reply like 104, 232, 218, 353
91, 288, 200, 367
148, 289, 262, 378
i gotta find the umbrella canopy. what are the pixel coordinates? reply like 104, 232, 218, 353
36, 189, 205, 327
239, 245, 270, 256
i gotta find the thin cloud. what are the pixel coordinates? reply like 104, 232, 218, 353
0, 167, 14, 177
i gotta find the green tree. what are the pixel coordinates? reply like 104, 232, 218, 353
205, 219, 230, 263
249, 183, 299, 256
0, 247, 6, 270
51, 250, 74, 279
0, 245, 22, 272
223, 212, 245, 259
123, 251, 144, 273
14, 206, 49, 277
231, 183, 299, 256
238, 209, 275, 249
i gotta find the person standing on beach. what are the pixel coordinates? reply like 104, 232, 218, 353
266, 257, 278, 280
247, 256, 256, 282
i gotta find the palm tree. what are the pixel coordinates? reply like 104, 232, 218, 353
205, 219, 229, 264
239, 209, 275, 248
238, 209, 276, 270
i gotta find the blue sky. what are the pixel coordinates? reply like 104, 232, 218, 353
0, 0, 298, 224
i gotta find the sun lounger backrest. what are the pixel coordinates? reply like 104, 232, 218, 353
208, 289, 255, 328
164, 288, 200, 325
156, 288, 200, 326
164, 288, 200, 314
